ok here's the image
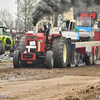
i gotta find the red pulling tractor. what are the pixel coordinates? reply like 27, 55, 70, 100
13, 20, 73, 69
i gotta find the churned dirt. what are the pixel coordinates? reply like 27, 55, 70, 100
0, 62, 100, 100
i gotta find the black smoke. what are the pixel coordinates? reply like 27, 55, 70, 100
32, 0, 100, 26
94, 0, 100, 5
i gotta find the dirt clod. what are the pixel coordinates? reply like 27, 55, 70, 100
64, 96, 80, 100
86, 89, 89, 92
90, 86, 94, 89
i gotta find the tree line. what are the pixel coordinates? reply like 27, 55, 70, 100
0, 0, 59, 32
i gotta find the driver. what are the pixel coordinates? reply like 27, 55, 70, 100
38, 25, 49, 46
38, 25, 47, 36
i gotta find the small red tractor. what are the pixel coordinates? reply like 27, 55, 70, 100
13, 20, 72, 69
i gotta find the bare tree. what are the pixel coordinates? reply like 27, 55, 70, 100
15, 18, 24, 31
0, 20, 3, 26
54, 14, 59, 27
0, 9, 14, 28
17, 0, 59, 31
18, 0, 37, 32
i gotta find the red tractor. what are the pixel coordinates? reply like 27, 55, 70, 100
13, 20, 72, 69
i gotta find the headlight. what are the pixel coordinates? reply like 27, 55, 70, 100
27, 36, 30, 39
31, 36, 34, 39
35, 36, 37, 40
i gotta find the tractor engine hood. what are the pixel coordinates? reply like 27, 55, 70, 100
0, 35, 13, 46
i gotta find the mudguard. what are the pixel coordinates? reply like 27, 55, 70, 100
0, 35, 13, 46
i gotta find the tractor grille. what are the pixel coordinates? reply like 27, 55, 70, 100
23, 54, 33, 58
6, 38, 11, 44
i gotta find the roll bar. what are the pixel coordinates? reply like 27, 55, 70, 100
36, 20, 53, 35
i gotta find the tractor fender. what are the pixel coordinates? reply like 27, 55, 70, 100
1, 35, 13, 46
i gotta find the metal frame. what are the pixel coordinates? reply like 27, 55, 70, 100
36, 20, 53, 35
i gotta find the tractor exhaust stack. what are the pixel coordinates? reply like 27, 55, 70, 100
33, 26, 36, 35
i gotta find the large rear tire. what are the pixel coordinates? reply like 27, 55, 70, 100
46, 51, 54, 69
18, 36, 26, 53
13, 50, 21, 68
0, 42, 5, 55
51, 37, 68, 68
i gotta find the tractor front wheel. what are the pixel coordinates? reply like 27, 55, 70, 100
46, 51, 54, 69
13, 50, 21, 68
0, 42, 5, 55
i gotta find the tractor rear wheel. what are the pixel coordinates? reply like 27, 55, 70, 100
18, 36, 26, 53
51, 37, 68, 68
46, 51, 54, 69
13, 50, 21, 68
0, 42, 5, 55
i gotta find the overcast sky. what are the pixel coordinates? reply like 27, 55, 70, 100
0, 0, 17, 18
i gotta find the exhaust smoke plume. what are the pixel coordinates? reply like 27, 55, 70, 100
32, 0, 100, 26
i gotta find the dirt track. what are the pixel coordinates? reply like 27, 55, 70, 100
0, 62, 100, 100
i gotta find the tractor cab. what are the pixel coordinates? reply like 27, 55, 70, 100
60, 19, 80, 40
61, 19, 76, 31
0, 26, 6, 35
6, 29, 16, 39
36, 20, 54, 37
